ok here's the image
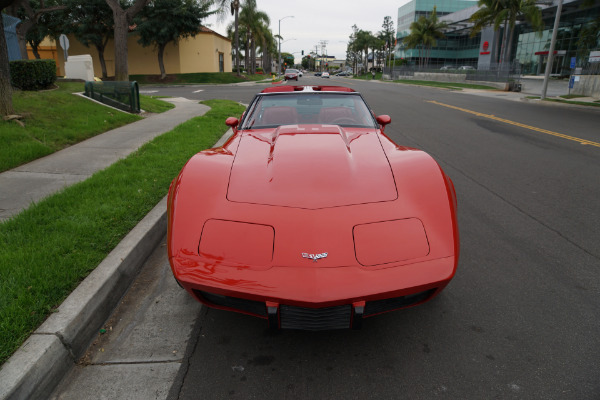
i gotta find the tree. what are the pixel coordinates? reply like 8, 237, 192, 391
226, 17, 246, 71
255, 21, 275, 73
213, 0, 241, 75
470, 0, 542, 69
0, 0, 20, 116
62, 0, 114, 79
136, 0, 212, 79
105, 0, 151, 81
281, 52, 293, 69
301, 55, 309, 70
346, 24, 361, 74
236, 0, 268, 74
379, 15, 395, 69
25, 2, 67, 60
5, 0, 65, 59
403, 6, 447, 68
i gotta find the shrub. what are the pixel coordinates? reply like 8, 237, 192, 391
10, 59, 57, 90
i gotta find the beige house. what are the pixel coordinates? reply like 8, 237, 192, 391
47, 26, 231, 78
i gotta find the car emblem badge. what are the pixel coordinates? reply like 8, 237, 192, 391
302, 252, 328, 262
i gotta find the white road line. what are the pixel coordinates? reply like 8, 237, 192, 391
193, 89, 204, 93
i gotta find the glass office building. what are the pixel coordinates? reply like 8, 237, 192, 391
396, 0, 600, 75
396, 0, 479, 66
515, 4, 600, 75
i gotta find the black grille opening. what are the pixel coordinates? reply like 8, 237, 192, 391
280, 304, 352, 331
364, 289, 436, 316
194, 290, 267, 317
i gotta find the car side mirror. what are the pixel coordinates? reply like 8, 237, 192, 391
225, 117, 239, 128
376, 115, 391, 131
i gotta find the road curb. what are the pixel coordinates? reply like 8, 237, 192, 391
0, 198, 168, 400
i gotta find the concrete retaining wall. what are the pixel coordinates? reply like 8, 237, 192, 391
571, 75, 600, 99
391, 72, 508, 90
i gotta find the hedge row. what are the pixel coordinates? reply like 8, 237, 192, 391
10, 59, 57, 91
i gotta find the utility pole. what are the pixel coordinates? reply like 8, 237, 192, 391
320, 40, 328, 73
541, 0, 564, 100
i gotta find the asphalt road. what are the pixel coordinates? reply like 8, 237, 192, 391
53, 77, 600, 399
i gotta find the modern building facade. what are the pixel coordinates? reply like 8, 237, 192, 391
396, 0, 479, 66
396, 0, 600, 76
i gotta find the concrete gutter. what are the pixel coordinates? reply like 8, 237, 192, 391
0, 198, 167, 400
0, 127, 235, 400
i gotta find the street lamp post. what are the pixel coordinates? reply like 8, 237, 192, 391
278, 15, 294, 75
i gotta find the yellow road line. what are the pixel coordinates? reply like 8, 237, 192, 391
427, 100, 600, 148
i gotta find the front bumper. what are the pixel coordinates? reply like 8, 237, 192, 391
171, 255, 456, 330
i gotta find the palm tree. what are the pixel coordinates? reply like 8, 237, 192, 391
226, 21, 246, 72
213, 0, 241, 75
471, 0, 542, 69
403, 7, 447, 68
354, 30, 377, 73
254, 20, 275, 74
239, 0, 269, 74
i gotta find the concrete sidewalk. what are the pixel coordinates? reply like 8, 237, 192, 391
0, 97, 212, 399
0, 97, 209, 222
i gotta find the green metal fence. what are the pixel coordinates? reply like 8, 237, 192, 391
84, 81, 140, 113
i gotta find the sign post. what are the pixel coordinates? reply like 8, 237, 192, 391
59, 34, 69, 61
568, 57, 576, 95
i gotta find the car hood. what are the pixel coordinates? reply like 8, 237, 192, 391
227, 125, 398, 209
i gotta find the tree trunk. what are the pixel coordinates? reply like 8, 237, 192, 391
505, 23, 516, 69
106, 0, 150, 81
245, 33, 249, 72
499, 17, 509, 71
111, 9, 129, 81
95, 43, 108, 79
15, 20, 32, 60
251, 36, 256, 74
31, 43, 40, 59
0, 15, 14, 116
158, 43, 166, 79
234, 1, 240, 76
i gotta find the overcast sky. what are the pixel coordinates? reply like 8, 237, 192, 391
203, 0, 411, 65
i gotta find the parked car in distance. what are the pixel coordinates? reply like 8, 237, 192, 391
167, 85, 460, 330
459, 66, 475, 70
314, 72, 322, 76
440, 65, 456, 70
322, 72, 330, 78
284, 69, 299, 81
336, 71, 352, 76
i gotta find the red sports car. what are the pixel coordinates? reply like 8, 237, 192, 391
167, 85, 459, 330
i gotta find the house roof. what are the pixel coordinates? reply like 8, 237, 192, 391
198, 26, 231, 43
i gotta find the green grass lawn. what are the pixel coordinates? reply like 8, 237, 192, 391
130, 72, 268, 85
352, 72, 497, 90
527, 96, 600, 108
392, 79, 497, 90
0, 99, 246, 365
0, 82, 174, 173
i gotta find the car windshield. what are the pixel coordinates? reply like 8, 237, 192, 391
242, 93, 377, 129
285, 69, 297, 74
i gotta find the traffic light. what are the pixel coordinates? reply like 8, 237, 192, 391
302, 50, 304, 55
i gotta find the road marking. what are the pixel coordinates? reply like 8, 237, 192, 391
139, 90, 158, 94
193, 89, 204, 93
427, 100, 600, 148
